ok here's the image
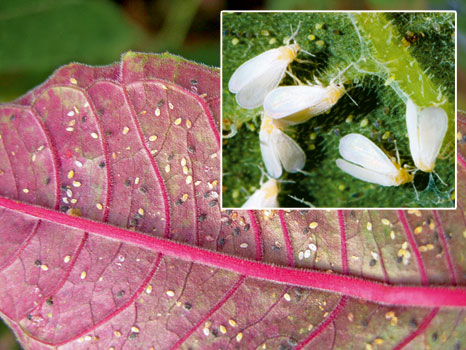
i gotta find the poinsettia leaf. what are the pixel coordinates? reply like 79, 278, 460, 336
0, 54, 465, 350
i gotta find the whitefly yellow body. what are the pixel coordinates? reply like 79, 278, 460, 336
406, 99, 448, 172
336, 134, 413, 187
241, 178, 279, 208
259, 115, 305, 179
263, 82, 346, 126
228, 44, 300, 109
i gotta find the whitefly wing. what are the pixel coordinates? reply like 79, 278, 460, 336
235, 63, 289, 109
242, 190, 267, 208
272, 129, 306, 173
339, 133, 398, 176
228, 48, 284, 93
264, 85, 326, 120
417, 106, 448, 171
336, 159, 399, 187
260, 127, 283, 179
242, 179, 279, 208
406, 99, 421, 168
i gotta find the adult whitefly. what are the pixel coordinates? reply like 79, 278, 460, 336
336, 133, 413, 187
405, 99, 448, 173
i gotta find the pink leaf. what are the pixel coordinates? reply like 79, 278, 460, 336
0, 53, 465, 350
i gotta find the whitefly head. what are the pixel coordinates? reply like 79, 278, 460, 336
280, 21, 310, 61
323, 82, 346, 106
277, 43, 301, 62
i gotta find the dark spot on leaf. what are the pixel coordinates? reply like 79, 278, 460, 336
303, 227, 310, 234
10, 114, 15, 121
288, 338, 298, 346
46, 298, 53, 305
129, 218, 139, 227
139, 186, 147, 193
157, 100, 164, 107
198, 214, 207, 222
44, 178, 51, 185
27, 314, 32, 320
437, 246, 443, 254
369, 259, 377, 267
98, 108, 104, 115
134, 213, 143, 220
209, 200, 218, 207
81, 116, 87, 123
211, 328, 218, 337
60, 205, 69, 212
117, 290, 125, 298
272, 244, 280, 251
188, 146, 195, 154
190, 79, 198, 85
218, 238, 225, 247
432, 332, 438, 341
454, 341, 460, 350
409, 318, 417, 328
168, 154, 174, 161
175, 199, 183, 206
445, 232, 452, 240
396, 256, 403, 263
333, 128, 340, 136
204, 192, 211, 198
223, 219, 232, 226
244, 224, 250, 232
183, 302, 192, 310
105, 131, 112, 136
60, 184, 67, 190
226, 210, 232, 215
433, 232, 439, 242
233, 228, 240, 236
34, 260, 41, 266
124, 179, 131, 187
129, 332, 138, 339
361, 319, 368, 328
99, 161, 105, 168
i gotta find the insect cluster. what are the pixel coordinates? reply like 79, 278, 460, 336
225, 19, 451, 209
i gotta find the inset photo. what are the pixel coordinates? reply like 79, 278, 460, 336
221, 11, 456, 209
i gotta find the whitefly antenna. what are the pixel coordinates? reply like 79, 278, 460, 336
334, 62, 354, 83
393, 139, 401, 166
256, 165, 267, 186
345, 91, 359, 107
288, 195, 315, 208
432, 171, 447, 187
411, 181, 420, 201
288, 21, 315, 57
331, 62, 358, 106
300, 48, 315, 57
289, 21, 302, 43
